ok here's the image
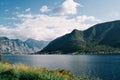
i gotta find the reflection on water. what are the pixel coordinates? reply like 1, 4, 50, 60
2, 54, 120, 80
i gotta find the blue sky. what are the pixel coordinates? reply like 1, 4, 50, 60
0, 0, 120, 40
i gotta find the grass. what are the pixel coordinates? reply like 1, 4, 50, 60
0, 62, 78, 80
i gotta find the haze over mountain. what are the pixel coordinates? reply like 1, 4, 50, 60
40, 20, 120, 54
0, 37, 49, 54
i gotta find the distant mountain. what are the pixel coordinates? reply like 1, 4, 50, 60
0, 38, 32, 54
40, 20, 120, 54
25, 38, 49, 51
0, 37, 49, 54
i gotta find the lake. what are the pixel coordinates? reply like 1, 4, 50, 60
2, 54, 120, 80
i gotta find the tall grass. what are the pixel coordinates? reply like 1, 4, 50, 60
0, 62, 78, 80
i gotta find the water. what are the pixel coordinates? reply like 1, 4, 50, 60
2, 54, 120, 80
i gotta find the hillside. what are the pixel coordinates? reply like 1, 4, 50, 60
40, 20, 120, 54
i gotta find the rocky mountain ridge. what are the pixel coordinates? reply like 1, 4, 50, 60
0, 37, 49, 54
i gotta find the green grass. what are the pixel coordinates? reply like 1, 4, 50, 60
0, 62, 78, 80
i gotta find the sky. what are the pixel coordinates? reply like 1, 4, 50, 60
0, 0, 120, 41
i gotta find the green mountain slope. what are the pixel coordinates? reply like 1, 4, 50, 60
41, 29, 85, 53
39, 20, 120, 54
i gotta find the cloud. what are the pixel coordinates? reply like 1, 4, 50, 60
0, 14, 100, 41
0, 25, 15, 38
17, 14, 33, 19
40, 5, 49, 12
53, 0, 80, 15
76, 15, 100, 23
25, 8, 31, 12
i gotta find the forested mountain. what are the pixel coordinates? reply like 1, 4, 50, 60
40, 20, 120, 54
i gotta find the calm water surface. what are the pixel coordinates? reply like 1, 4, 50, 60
2, 54, 120, 80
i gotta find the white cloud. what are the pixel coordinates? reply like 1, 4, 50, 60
25, 8, 31, 12
76, 15, 100, 22
0, 25, 15, 38
53, 0, 80, 15
17, 14, 33, 19
0, 14, 100, 41
40, 5, 49, 12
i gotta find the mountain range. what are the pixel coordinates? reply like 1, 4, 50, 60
0, 37, 49, 54
39, 20, 120, 54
